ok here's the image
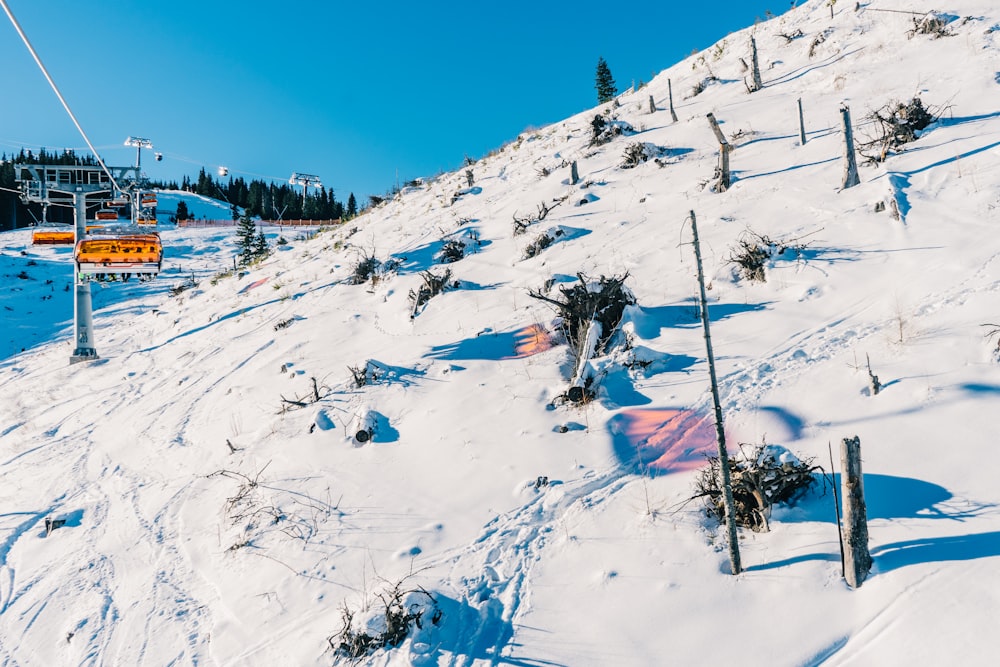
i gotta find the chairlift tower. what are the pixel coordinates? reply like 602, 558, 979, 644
15, 163, 139, 363
289, 172, 321, 207
124, 136, 152, 170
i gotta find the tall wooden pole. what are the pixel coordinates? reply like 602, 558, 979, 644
841, 435, 871, 588
690, 210, 742, 575
748, 36, 763, 92
840, 105, 860, 189
797, 98, 807, 146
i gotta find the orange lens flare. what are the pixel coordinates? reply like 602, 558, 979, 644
506, 323, 555, 359
611, 408, 717, 474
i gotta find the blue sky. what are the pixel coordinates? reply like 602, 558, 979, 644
1, 0, 788, 201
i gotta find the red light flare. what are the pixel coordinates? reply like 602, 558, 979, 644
611, 408, 718, 474
504, 323, 556, 360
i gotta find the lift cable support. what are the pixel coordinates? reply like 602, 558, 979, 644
124, 136, 152, 169
290, 172, 322, 206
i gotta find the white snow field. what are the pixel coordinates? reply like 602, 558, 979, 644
3, 1, 1000, 665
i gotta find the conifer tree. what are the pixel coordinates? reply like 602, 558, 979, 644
252, 227, 269, 259
595, 57, 618, 104
346, 193, 357, 219
236, 210, 257, 265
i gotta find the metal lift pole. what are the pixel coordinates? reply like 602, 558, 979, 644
70, 187, 97, 363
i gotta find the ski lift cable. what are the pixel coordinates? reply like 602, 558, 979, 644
1, 0, 123, 193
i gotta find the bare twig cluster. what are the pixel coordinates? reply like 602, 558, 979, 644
349, 250, 382, 285
437, 239, 466, 264
727, 229, 816, 282
329, 581, 441, 660
522, 228, 565, 260
208, 464, 338, 549
907, 13, 953, 39
409, 268, 453, 318
349, 360, 382, 388
858, 97, 939, 163
512, 199, 563, 236
620, 142, 664, 169
694, 445, 820, 532
529, 273, 635, 355
589, 114, 634, 147
279, 376, 330, 413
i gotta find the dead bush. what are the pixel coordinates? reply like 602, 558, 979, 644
727, 229, 814, 282
522, 228, 565, 260
908, 12, 953, 39
858, 97, 939, 163
512, 199, 563, 236
694, 444, 820, 532
528, 273, 635, 354
409, 268, 453, 318
620, 142, 663, 169
328, 580, 441, 661
437, 239, 466, 264
589, 114, 634, 147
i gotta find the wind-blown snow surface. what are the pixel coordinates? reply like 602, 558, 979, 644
3, 1, 1000, 664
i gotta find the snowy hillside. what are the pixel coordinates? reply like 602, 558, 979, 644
2, 1, 1000, 665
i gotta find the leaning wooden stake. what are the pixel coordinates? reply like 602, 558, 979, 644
841, 435, 871, 588
707, 113, 732, 192
840, 104, 860, 189
648, 94, 656, 114
570, 160, 579, 185
668, 79, 679, 122
690, 210, 742, 575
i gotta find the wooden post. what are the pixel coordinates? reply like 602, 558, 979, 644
690, 210, 742, 575
707, 113, 732, 192
570, 160, 579, 185
648, 94, 656, 114
841, 435, 871, 588
748, 36, 763, 92
797, 98, 807, 145
840, 105, 860, 189
668, 78, 679, 122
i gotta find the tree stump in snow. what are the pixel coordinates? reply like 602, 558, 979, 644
707, 113, 732, 192
840, 105, 860, 189
841, 435, 871, 588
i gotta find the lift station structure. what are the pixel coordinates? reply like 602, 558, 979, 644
16, 163, 144, 363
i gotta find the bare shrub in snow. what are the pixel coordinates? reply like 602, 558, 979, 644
329, 580, 441, 660
908, 12, 953, 39
858, 97, 939, 163
529, 273, 634, 355
409, 268, 453, 318
727, 229, 814, 282
694, 444, 820, 532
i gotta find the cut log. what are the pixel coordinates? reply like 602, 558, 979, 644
354, 409, 378, 443
568, 319, 602, 403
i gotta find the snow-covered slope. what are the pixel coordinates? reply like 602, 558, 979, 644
3, 1, 1000, 665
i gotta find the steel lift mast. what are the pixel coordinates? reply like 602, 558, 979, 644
15, 164, 140, 362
